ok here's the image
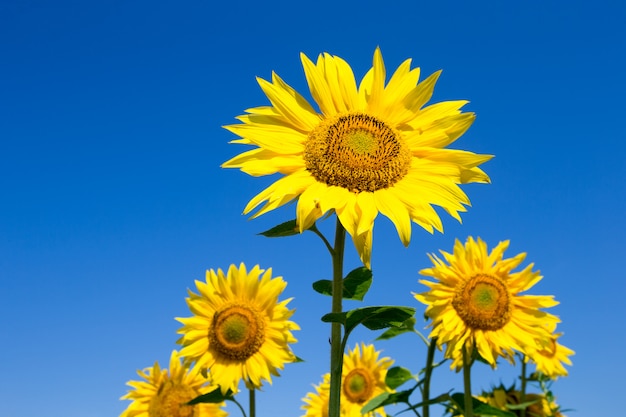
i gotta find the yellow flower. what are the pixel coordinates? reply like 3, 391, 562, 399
414, 237, 559, 369
527, 328, 574, 378
223, 48, 492, 268
479, 386, 565, 417
176, 263, 299, 393
301, 343, 393, 417
301, 374, 333, 417
342, 343, 393, 416
119, 350, 227, 417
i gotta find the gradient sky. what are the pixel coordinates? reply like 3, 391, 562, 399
1, 1, 625, 416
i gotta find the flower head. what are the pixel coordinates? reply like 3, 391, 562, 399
415, 237, 559, 369
120, 350, 228, 417
301, 343, 393, 417
527, 326, 574, 379
176, 263, 299, 393
301, 374, 333, 417
223, 48, 492, 268
478, 385, 565, 417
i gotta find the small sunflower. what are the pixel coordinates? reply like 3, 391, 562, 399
341, 343, 393, 416
527, 328, 574, 379
415, 237, 559, 369
301, 344, 393, 417
478, 386, 565, 417
176, 263, 299, 393
301, 374, 333, 417
119, 350, 227, 417
223, 48, 492, 268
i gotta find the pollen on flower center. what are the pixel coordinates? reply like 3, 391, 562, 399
148, 381, 197, 417
452, 274, 512, 331
342, 368, 374, 404
304, 112, 411, 192
209, 304, 265, 361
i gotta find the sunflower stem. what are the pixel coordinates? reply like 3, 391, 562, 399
248, 388, 256, 417
462, 345, 473, 417
520, 357, 527, 417
230, 397, 248, 417
423, 337, 437, 417
310, 223, 335, 256
328, 217, 346, 417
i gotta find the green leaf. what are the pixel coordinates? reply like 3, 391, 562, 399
187, 387, 234, 405
361, 392, 390, 414
450, 393, 516, 417
322, 306, 415, 336
376, 317, 416, 340
506, 399, 541, 411
312, 279, 332, 296
385, 366, 414, 389
312, 267, 373, 301
347, 306, 415, 333
342, 267, 372, 301
321, 311, 346, 324
361, 389, 414, 413
258, 220, 299, 237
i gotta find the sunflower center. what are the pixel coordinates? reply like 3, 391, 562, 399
304, 112, 411, 192
209, 304, 265, 361
452, 274, 512, 331
148, 381, 197, 417
342, 368, 375, 404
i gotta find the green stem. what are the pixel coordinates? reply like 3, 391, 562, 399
462, 346, 473, 417
423, 337, 437, 417
310, 223, 334, 255
520, 357, 527, 417
328, 217, 346, 417
229, 397, 248, 417
249, 388, 256, 417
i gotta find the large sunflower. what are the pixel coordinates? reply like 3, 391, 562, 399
222, 48, 492, 268
414, 237, 560, 369
176, 263, 299, 393
120, 350, 228, 417
301, 343, 393, 417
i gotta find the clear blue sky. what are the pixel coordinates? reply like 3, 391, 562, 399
1, 1, 625, 416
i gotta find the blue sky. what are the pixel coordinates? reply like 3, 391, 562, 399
1, 0, 625, 416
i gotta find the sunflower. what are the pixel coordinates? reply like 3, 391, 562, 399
527, 328, 574, 379
478, 386, 565, 417
222, 48, 492, 268
301, 344, 393, 417
341, 343, 394, 417
301, 374, 333, 417
414, 237, 560, 369
119, 350, 227, 417
176, 263, 299, 393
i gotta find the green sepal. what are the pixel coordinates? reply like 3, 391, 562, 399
376, 316, 416, 340
322, 306, 415, 335
258, 219, 299, 237
312, 267, 372, 301
187, 387, 235, 405
450, 393, 516, 417
385, 366, 414, 389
